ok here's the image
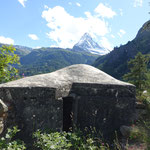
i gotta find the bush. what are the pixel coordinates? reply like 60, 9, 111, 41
0, 126, 26, 149
33, 129, 109, 150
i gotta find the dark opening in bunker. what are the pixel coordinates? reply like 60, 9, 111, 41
63, 97, 73, 132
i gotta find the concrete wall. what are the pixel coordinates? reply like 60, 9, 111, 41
0, 87, 63, 141
0, 83, 136, 141
69, 83, 136, 139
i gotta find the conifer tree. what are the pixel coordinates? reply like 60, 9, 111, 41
123, 52, 150, 95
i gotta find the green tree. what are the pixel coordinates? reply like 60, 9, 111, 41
123, 52, 150, 95
0, 45, 20, 83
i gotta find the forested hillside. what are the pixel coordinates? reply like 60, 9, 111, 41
19, 47, 98, 76
93, 20, 150, 79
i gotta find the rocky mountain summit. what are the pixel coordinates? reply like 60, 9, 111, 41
73, 33, 109, 55
135, 20, 150, 39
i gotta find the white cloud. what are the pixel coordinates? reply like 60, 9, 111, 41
0, 36, 14, 45
133, 0, 143, 7
94, 3, 116, 18
120, 29, 126, 34
44, 5, 49, 9
119, 9, 123, 16
18, 0, 27, 7
111, 34, 115, 38
100, 37, 113, 50
76, 2, 81, 7
34, 46, 41, 49
50, 45, 59, 48
42, 6, 109, 48
84, 11, 91, 18
28, 34, 39, 40
118, 29, 126, 37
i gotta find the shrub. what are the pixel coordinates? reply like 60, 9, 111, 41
0, 126, 26, 149
33, 129, 109, 150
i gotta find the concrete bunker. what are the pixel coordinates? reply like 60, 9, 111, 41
0, 64, 136, 140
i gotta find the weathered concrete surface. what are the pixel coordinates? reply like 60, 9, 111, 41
69, 83, 135, 139
0, 64, 133, 89
0, 87, 62, 142
0, 64, 136, 141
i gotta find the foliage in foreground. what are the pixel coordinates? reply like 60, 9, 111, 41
33, 129, 108, 150
0, 126, 26, 150
121, 52, 150, 149
0, 127, 112, 150
0, 45, 20, 83
123, 52, 150, 96
1, 123, 150, 149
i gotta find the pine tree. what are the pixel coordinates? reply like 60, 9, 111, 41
123, 52, 150, 95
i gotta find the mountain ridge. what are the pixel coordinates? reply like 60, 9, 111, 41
93, 20, 150, 79
19, 47, 99, 76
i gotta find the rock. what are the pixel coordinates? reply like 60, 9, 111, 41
135, 109, 147, 120
0, 104, 4, 116
0, 99, 8, 135
135, 102, 145, 109
120, 125, 139, 138
0, 99, 8, 117
0, 120, 4, 134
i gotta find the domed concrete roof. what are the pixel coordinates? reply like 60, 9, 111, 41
0, 64, 133, 88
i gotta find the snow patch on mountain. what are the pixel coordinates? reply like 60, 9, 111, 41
73, 33, 109, 55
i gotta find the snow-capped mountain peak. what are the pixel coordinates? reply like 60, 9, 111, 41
73, 33, 109, 55
78, 33, 92, 44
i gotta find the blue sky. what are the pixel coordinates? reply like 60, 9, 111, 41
0, 0, 149, 50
